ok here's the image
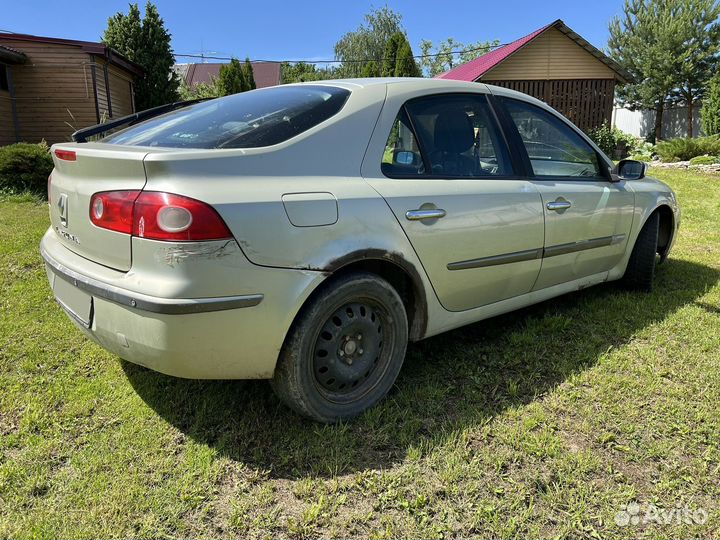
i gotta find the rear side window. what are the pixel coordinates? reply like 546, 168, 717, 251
382, 93, 512, 178
103, 85, 350, 149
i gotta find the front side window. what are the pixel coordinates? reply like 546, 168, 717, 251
382, 94, 512, 178
103, 85, 350, 149
502, 98, 603, 178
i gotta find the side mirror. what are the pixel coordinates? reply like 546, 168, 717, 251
394, 150, 419, 166
615, 159, 647, 181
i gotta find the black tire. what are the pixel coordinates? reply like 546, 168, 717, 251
271, 272, 408, 423
622, 212, 659, 292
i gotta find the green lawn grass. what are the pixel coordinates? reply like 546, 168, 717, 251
1, 169, 718, 539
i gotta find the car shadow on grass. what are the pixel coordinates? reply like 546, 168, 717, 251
123, 258, 719, 479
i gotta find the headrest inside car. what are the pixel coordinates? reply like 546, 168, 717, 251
433, 111, 474, 153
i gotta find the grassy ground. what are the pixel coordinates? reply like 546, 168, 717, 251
1, 169, 718, 539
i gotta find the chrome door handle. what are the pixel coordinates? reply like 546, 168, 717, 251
405, 208, 447, 221
546, 200, 572, 211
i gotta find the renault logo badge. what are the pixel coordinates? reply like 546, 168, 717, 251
58, 193, 68, 227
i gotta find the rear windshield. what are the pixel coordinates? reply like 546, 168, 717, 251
103, 85, 350, 149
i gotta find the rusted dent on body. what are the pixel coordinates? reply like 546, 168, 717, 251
158, 240, 237, 267
321, 249, 429, 341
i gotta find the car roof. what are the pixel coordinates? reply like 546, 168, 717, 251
285, 77, 486, 91
283, 77, 539, 104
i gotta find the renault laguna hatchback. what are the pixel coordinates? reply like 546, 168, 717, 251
42, 78, 680, 422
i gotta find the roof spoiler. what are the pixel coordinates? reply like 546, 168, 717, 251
72, 98, 213, 143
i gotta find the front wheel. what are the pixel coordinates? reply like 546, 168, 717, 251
622, 212, 659, 292
271, 272, 408, 423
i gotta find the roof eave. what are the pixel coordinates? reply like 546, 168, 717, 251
0, 46, 27, 65
551, 21, 634, 84
441, 18, 635, 85
0, 32, 143, 76
83, 45, 144, 77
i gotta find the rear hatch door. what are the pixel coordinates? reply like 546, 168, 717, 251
49, 143, 148, 271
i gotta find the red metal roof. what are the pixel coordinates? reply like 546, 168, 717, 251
436, 19, 632, 84
437, 22, 551, 82
181, 62, 281, 89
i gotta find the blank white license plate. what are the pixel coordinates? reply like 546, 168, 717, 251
53, 275, 93, 327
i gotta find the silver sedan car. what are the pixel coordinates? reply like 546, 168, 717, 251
42, 79, 680, 422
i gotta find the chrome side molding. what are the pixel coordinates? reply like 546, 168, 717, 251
447, 234, 627, 271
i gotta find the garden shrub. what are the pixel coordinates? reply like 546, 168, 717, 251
628, 141, 656, 162
688, 155, 720, 165
656, 136, 720, 162
0, 142, 54, 197
588, 123, 637, 158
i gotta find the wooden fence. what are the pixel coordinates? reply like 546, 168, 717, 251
484, 79, 616, 133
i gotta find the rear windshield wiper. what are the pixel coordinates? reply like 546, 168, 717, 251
72, 98, 213, 143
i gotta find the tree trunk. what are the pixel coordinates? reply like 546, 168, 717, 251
653, 101, 664, 143
687, 93, 694, 137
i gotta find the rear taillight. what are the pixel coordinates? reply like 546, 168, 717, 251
90, 190, 139, 234
54, 149, 76, 161
89, 191, 232, 241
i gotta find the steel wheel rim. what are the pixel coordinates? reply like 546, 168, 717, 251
311, 299, 391, 403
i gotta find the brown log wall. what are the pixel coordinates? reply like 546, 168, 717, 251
485, 79, 616, 132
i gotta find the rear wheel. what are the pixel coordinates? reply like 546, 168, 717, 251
622, 212, 659, 292
271, 272, 408, 423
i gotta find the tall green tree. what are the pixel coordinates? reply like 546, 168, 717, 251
394, 39, 421, 77
217, 58, 248, 95
361, 61, 381, 78
381, 32, 405, 76
609, 0, 720, 141
378, 32, 421, 77
178, 79, 221, 100
103, 1, 179, 111
701, 74, 720, 135
668, 0, 720, 136
334, 6, 404, 77
280, 62, 337, 83
419, 37, 499, 77
242, 57, 257, 90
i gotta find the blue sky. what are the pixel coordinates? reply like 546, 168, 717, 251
3, 0, 625, 63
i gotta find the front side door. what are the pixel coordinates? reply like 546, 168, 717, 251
497, 97, 635, 290
364, 92, 545, 312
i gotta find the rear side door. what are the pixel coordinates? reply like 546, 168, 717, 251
496, 96, 635, 290
363, 91, 545, 312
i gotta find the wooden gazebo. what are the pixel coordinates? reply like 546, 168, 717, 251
437, 19, 633, 132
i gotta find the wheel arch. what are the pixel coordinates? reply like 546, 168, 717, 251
293, 250, 428, 342
654, 204, 675, 262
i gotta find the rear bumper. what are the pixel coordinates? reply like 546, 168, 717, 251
40, 229, 325, 379
42, 241, 263, 315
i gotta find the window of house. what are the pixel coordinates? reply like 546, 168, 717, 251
0, 65, 9, 92
383, 94, 512, 178
501, 97, 604, 178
